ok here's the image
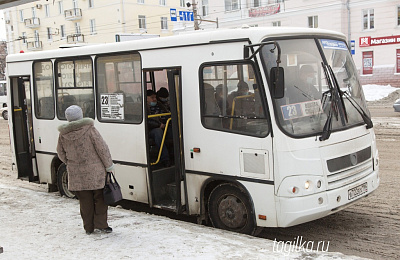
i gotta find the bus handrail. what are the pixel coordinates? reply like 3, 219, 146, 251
147, 113, 171, 166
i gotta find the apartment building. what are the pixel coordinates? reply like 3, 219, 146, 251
3, 0, 191, 53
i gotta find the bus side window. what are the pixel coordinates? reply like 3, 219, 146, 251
200, 62, 269, 136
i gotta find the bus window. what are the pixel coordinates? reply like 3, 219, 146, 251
200, 62, 269, 136
56, 58, 94, 119
96, 53, 142, 123
34, 61, 55, 119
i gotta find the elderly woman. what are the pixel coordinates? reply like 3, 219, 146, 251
57, 105, 114, 235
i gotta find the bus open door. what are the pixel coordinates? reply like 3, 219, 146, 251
9, 76, 38, 182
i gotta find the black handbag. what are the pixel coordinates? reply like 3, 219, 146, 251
103, 171, 123, 205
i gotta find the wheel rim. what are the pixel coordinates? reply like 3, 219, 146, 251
3, 111, 7, 119
61, 171, 75, 198
217, 194, 248, 229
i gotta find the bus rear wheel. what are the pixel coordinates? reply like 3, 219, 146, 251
57, 164, 76, 199
208, 183, 256, 235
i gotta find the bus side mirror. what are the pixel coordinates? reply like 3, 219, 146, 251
270, 67, 284, 99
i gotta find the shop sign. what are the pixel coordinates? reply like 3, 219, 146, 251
249, 4, 280, 17
359, 35, 400, 47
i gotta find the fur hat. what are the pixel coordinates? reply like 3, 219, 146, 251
65, 105, 83, 122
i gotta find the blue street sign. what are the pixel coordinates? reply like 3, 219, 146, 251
170, 8, 177, 22
178, 11, 194, 21
351, 40, 355, 55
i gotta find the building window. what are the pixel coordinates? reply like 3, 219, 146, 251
159, 0, 166, 6
272, 21, 281, 27
397, 6, 400, 26
180, 0, 185, 7
22, 32, 27, 43
60, 25, 66, 39
19, 10, 24, 22
75, 22, 81, 34
88, 0, 94, 8
308, 16, 318, 28
253, 0, 260, 7
363, 9, 374, 30
202, 0, 209, 16
362, 51, 373, 75
225, 0, 239, 11
34, 30, 39, 42
139, 15, 146, 29
58, 1, 63, 15
45, 4, 50, 17
47, 27, 53, 41
138, 0, 144, 3
90, 19, 96, 34
161, 17, 168, 30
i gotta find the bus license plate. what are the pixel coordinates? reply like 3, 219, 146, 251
348, 182, 368, 200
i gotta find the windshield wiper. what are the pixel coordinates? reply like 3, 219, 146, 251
320, 63, 348, 141
342, 91, 373, 129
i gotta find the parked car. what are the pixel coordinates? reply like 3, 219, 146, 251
0, 107, 7, 120
394, 99, 400, 112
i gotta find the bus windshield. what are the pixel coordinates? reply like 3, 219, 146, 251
261, 38, 370, 138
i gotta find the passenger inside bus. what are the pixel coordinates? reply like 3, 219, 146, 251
156, 87, 170, 112
290, 64, 320, 104
147, 89, 172, 167
227, 80, 250, 110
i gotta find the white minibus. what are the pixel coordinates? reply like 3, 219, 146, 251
6, 27, 379, 235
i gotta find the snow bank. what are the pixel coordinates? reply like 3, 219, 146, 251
362, 84, 398, 101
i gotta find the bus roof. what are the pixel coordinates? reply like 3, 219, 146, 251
6, 27, 346, 63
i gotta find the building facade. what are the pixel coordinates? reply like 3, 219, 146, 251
3, 0, 400, 87
3, 0, 192, 53
194, 0, 400, 87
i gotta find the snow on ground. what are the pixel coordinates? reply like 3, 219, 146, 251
0, 179, 366, 260
362, 84, 398, 101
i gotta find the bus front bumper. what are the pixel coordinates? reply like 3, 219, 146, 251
275, 170, 379, 227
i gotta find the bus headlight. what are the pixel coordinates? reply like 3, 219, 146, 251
278, 176, 325, 197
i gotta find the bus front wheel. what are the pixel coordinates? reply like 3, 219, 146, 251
208, 183, 256, 235
56, 164, 76, 199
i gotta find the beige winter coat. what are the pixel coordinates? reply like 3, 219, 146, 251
56, 118, 113, 191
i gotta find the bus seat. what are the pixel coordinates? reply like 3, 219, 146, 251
204, 83, 222, 128
61, 95, 77, 113
39, 97, 54, 118
83, 101, 94, 118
